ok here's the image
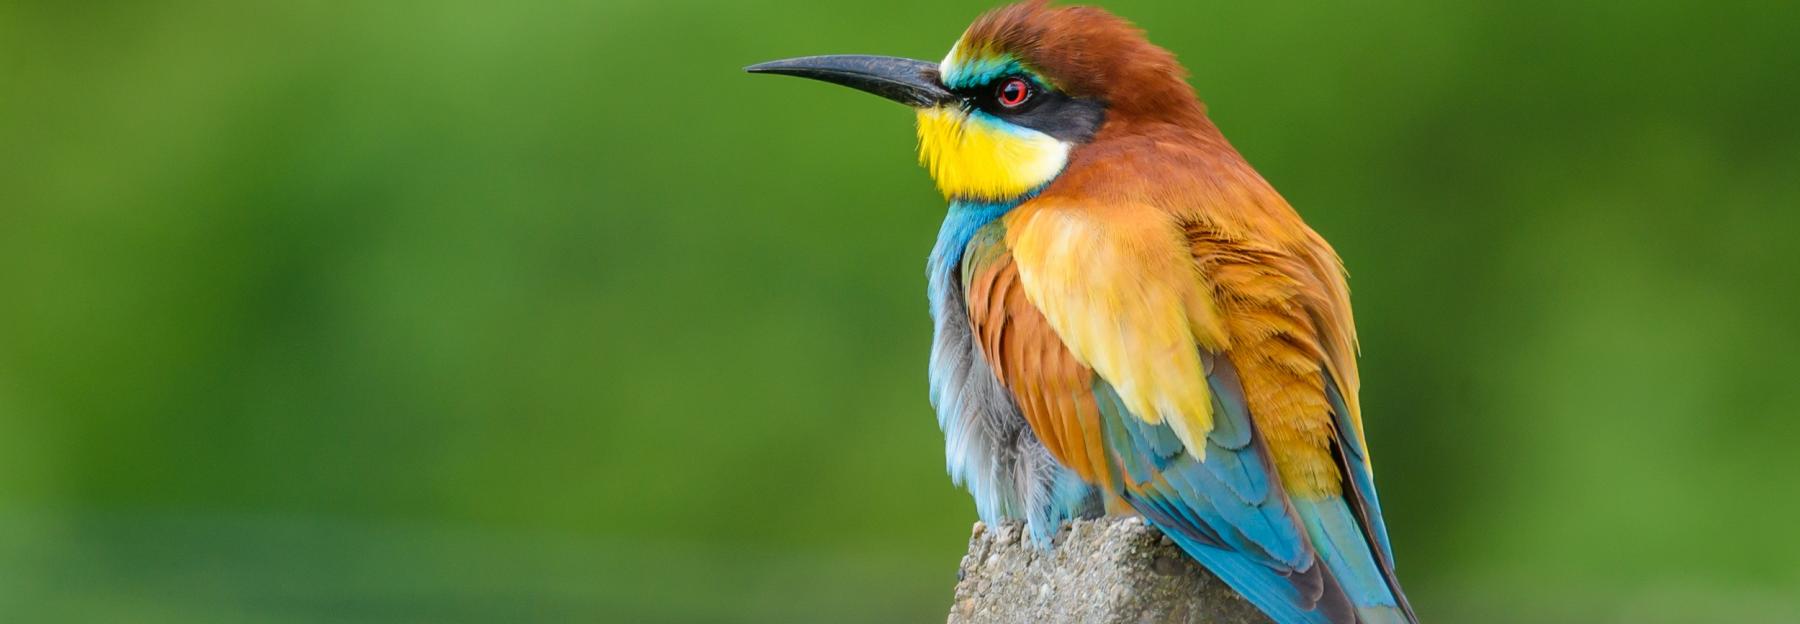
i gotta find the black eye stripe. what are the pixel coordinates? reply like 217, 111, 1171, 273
957, 74, 1041, 115
949, 74, 1106, 144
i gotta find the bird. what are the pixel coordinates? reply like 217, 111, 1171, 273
747, 2, 1414, 622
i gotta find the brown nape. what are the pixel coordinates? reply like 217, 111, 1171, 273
962, 1, 1205, 122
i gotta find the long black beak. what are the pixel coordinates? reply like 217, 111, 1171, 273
745, 55, 955, 108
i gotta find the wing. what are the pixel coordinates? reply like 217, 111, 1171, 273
1189, 220, 1415, 623
963, 197, 1413, 623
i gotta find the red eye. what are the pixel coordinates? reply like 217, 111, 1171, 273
996, 77, 1031, 108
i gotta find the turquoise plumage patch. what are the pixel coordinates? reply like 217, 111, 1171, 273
941, 53, 1051, 91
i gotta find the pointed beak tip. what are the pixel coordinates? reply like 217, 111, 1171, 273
744, 58, 816, 76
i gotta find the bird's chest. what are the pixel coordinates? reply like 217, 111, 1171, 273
921, 203, 1103, 539
924, 205, 1031, 522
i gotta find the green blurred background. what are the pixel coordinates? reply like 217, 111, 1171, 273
3, 1, 1797, 622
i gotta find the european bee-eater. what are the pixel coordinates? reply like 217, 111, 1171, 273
749, 2, 1414, 622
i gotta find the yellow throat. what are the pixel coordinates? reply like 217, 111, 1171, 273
915, 106, 1070, 201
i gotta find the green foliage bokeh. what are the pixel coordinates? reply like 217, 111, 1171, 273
2, 1, 1797, 622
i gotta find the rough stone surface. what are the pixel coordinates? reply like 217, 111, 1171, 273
947, 517, 1271, 624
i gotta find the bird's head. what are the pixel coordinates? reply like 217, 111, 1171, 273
747, 1, 1202, 203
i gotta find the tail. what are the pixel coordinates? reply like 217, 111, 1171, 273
1150, 507, 1413, 624
1153, 521, 1348, 624
1299, 374, 1419, 623
1290, 494, 1417, 624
